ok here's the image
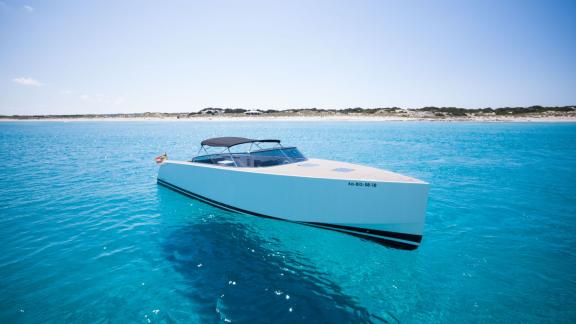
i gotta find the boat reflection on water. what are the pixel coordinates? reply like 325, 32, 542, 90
157, 187, 396, 323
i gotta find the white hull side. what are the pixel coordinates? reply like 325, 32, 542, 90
158, 161, 428, 249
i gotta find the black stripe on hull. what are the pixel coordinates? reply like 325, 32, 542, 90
299, 223, 418, 250
157, 178, 421, 250
302, 222, 422, 243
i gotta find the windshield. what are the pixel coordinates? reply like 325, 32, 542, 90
192, 147, 307, 167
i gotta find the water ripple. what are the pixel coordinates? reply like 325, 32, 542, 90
1, 121, 575, 322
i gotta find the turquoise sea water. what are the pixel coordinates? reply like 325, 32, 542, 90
1, 121, 575, 323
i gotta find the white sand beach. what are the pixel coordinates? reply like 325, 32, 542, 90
2, 115, 576, 122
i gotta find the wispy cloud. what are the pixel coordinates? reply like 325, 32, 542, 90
23, 5, 34, 12
60, 90, 73, 95
12, 77, 44, 87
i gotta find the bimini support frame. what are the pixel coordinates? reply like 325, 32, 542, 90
225, 147, 238, 167
192, 137, 290, 167
193, 145, 210, 161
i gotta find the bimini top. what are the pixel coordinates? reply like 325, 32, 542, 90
201, 137, 280, 148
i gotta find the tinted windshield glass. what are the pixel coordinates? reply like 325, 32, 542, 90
249, 147, 306, 167
192, 147, 306, 168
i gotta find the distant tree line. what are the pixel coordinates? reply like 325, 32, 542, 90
419, 105, 576, 116
189, 106, 575, 117
1, 105, 574, 119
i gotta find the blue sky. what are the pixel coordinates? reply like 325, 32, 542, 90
1, 0, 575, 115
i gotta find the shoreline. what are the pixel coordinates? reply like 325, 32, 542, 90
1, 115, 576, 122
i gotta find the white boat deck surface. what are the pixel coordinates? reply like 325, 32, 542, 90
170, 158, 426, 184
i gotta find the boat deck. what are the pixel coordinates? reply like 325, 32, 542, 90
170, 158, 426, 184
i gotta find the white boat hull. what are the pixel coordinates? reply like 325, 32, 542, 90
158, 160, 428, 249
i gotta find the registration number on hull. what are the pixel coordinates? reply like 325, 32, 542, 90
348, 181, 377, 188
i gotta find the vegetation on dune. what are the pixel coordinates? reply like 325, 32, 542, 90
419, 105, 576, 116
1, 106, 574, 119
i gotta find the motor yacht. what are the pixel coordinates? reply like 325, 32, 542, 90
157, 137, 428, 250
